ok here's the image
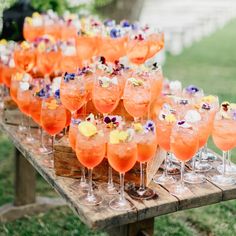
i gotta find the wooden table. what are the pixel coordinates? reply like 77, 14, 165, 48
0, 118, 236, 236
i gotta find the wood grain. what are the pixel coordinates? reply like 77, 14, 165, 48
1, 117, 236, 230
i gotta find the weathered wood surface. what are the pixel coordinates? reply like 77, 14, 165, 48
1, 117, 236, 230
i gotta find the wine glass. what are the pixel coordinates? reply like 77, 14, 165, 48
40, 91, 67, 167
60, 72, 87, 119
107, 127, 137, 211
169, 121, 199, 196
92, 74, 121, 194
75, 121, 106, 205
129, 120, 157, 200
211, 111, 236, 186
68, 118, 89, 190
153, 109, 177, 185
123, 74, 151, 122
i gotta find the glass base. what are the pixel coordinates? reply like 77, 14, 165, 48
184, 172, 205, 184
70, 179, 90, 191
38, 146, 53, 155
195, 161, 212, 172
26, 135, 35, 143
211, 174, 235, 187
169, 183, 191, 197
18, 125, 27, 132
153, 173, 176, 185
202, 152, 217, 162
109, 197, 134, 211
100, 182, 119, 195
43, 159, 54, 168
217, 163, 236, 175
128, 186, 156, 200
78, 193, 103, 206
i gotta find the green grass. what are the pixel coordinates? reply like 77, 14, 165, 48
0, 19, 236, 236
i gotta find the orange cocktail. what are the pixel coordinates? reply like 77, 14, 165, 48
107, 129, 137, 211
75, 121, 106, 205
130, 121, 157, 200
146, 31, 164, 59
68, 118, 80, 151
92, 75, 120, 115
123, 76, 151, 121
2, 65, 17, 88
211, 110, 236, 186
10, 72, 23, 104
41, 97, 67, 136
60, 73, 87, 115
169, 121, 199, 196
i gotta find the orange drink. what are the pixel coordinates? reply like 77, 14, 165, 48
2, 65, 17, 88
30, 95, 42, 125
107, 128, 137, 210
75, 121, 105, 205
14, 44, 36, 73
68, 118, 80, 151
17, 88, 31, 116
60, 73, 87, 114
41, 97, 67, 136
169, 121, 199, 196
146, 31, 164, 59
123, 76, 151, 120
92, 75, 120, 114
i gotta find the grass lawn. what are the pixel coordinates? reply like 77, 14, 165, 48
0, 19, 236, 236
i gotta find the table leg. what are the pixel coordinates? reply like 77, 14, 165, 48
0, 147, 66, 223
106, 217, 154, 236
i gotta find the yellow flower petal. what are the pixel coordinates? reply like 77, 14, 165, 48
32, 12, 41, 18
118, 131, 128, 142
109, 130, 120, 144
165, 114, 176, 123
25, 17, 33, 25
0, 39, 7, 45
78, 121, 97, 137
133, 123, 143, 132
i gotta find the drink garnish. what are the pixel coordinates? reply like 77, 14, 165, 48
184, 110, 201, 123
0, 39, 7, 45
78, 121, 97, 137
54, 89, 60, 99
71, 118, 81, 125
177, 120, 191, 128
98, 76, 118, 88
19, 81, 30, 91
185, 85, 200, 94
179, 99, 189, 105
201, 95, 216, 103
86, 113, 95, 123
128, 77, 143, 86
133, 123, 143, 132
64, 72, 76, 82
144, 120, 155, 132
201, 103, 211, 110
221, 101, 230, 111
45, 99, 59, 110
20, 41, 31, 50
110, 28, 122, 38
104, 115, 122, 128
109, 130, 129, 144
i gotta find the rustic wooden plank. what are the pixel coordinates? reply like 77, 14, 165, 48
14, 148, 36, 206
106, 217, 154, 236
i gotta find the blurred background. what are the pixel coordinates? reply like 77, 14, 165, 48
0, 0, 236, 235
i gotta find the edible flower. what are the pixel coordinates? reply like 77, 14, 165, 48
133, 123, 143, 132
99, 76, 118, 88
179, 99, 189, 105
144, 120, 155, 133
54, 89, 60, 99
184, 110, 201, 123
45, 99, 59, 110
19, 81, 30, 91
165, 114, 176, 123
177, 120, 191, 129
104, 19, 116, 27
86, 113, 95, 123
104, 115, 121, 128
109, 130, 129, 144
221, 101, 230, 112
110, 28, 122, 38
120, 20, 130, 28
201, 103, 211, 110
64, 72, 76, 82
201, 95, 216, 103
0, 39, 7, 45
78, 121, 97, 137
20, 41, 31, 49
128, 77, 143, 86
71, 118, 81, 125
185, 85, 199, 94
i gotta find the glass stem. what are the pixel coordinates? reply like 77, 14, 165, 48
87, 168, 94, 199
223, 151, 227, 177
119, 173, 125, 203
180, 161, 185, 188
227, 150, 231, 166
139, 162, 146, 191
51, 135, 55, 153
192, 155, 196, 174
164, 152, 169, 177
40, 127, 45, 148
81, 166, 86, 183
108, 166, 114, 187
